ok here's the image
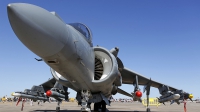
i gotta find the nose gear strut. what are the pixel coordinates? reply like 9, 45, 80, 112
81, 90, 91, 112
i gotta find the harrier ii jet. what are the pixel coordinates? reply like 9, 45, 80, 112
7, 3, 193, 112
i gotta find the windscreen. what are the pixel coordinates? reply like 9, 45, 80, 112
69, 23, 93, 46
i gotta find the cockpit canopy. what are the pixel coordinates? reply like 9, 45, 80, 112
69, 23, 93, 46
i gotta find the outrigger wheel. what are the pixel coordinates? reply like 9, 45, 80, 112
147, 107, 150, 112
56, 107, 60, 112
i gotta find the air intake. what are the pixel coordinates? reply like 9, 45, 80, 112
94, 57, 103, 80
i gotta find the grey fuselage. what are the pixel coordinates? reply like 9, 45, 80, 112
8, 3, 121, 98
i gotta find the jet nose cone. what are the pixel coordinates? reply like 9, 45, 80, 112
7, 4, 12, 11
7, 4, 14, 12
7, 3, 66, 58
7, 4, 21, 21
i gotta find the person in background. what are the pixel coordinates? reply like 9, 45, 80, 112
30, 99, 33, 106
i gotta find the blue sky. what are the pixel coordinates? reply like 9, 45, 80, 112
0, 0, 200, 99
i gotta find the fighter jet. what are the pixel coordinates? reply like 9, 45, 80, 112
7, 3, 193, 112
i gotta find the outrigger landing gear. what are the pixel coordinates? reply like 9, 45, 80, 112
56, 100, 61, 112
56, 107, 60, 112
144, 79, 152, 112
146, 94, 150, 112
81, 90, 91, 112
94, 100, 106, 112
146, 107, 150, 112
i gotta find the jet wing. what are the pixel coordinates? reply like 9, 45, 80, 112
117, 88, 132, 97
39, 78, 56, 92
121, 68, 178, 92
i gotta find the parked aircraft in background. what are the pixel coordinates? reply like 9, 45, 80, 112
7, 3, 193, 112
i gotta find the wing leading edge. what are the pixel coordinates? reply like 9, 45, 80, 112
121, 68, 178, 92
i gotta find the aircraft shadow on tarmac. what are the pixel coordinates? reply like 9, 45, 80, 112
33, 109, 150, 112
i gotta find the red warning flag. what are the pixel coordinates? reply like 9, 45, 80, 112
16, 97, 22, 106
184, 99, 187, 112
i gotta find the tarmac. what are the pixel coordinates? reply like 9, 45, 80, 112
0, 101, 199, 112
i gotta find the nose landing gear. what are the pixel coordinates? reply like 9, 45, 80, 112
81, 90, 91, 112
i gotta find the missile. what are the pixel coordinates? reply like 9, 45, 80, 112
12, 92, 48, 101
183, 93, 193, 102
159, 94, 180, 103
132, 90, 142, 101
46, 90, 65, 99
170, 99, 180, 105
189, 94, 193, 99
183, 93, 193, 100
